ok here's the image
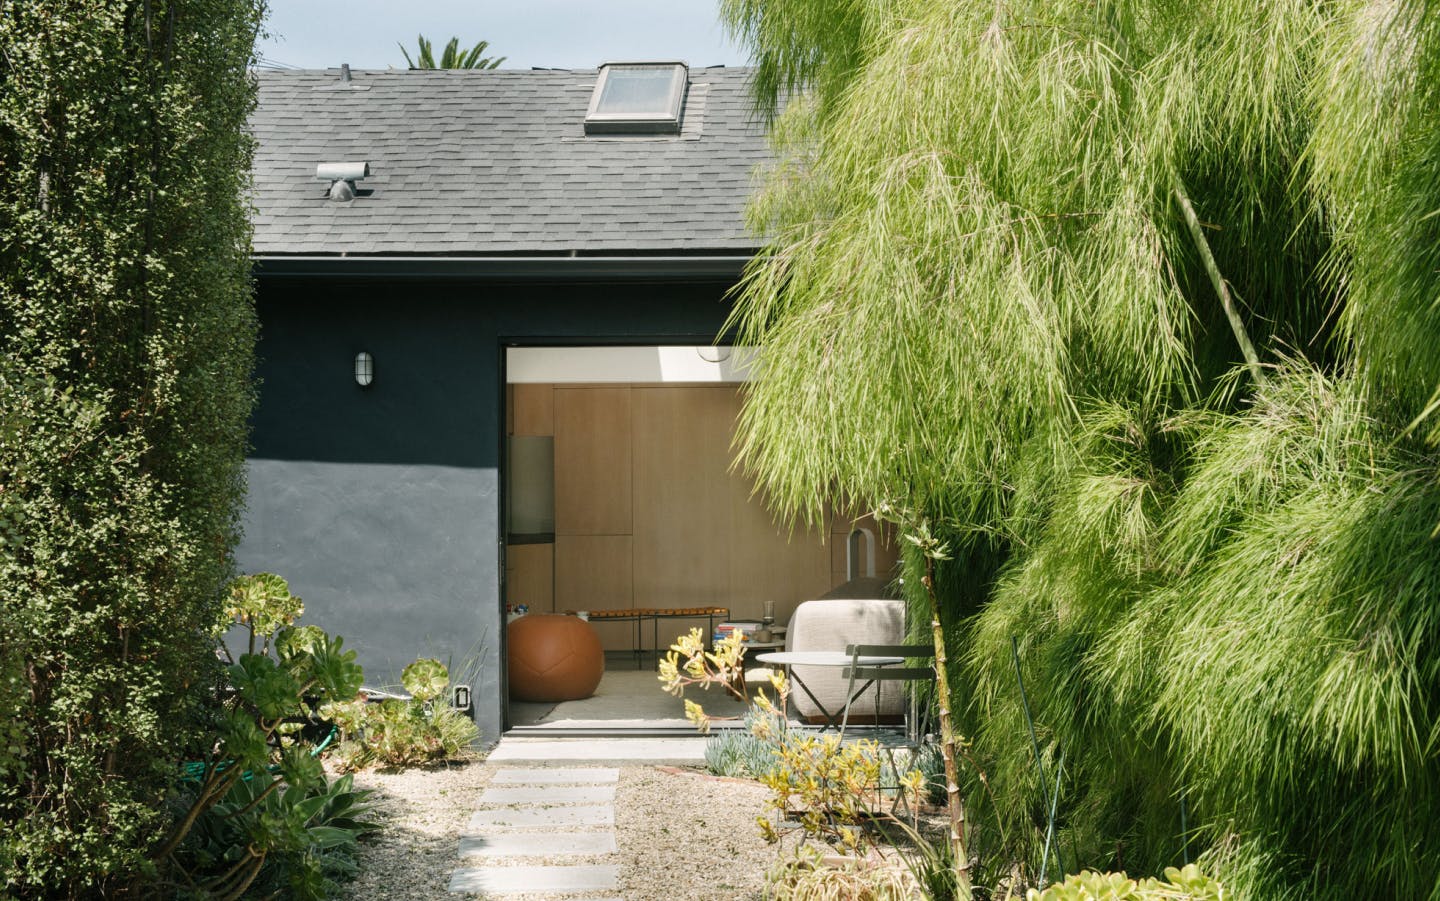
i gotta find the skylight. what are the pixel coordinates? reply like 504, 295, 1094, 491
584, 62, 688, 135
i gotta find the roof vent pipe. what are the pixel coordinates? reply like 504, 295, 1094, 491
316, 161, 369, 202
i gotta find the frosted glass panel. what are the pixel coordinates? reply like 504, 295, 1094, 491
596, 67, 680, 115
507, 436, 554, 539
585, 63, 686, 133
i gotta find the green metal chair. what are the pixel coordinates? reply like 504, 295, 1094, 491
839, 642, 936, 824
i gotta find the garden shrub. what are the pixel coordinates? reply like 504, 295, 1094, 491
1026, 866, 1223, 901
155, 573, 375, 898
178, 772, 379, 900
767, 847, 920, 901
704, 706, 797, 780
326, 657, 480, 771
0, 0, 263, 894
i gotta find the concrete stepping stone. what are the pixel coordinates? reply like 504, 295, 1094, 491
478, 784, 616, 806
449, 767, 625, 896
491, 767, 619, 784
467, 804, 613, 829
459, 831, 617, 858
448, 864, 619, 894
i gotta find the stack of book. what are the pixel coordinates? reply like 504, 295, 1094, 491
714, 621, 763, 644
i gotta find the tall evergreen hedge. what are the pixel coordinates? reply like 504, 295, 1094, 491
0, 1, 263, 892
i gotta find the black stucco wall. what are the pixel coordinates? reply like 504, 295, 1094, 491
238, 274, 736, 743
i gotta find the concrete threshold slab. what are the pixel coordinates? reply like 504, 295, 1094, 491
487, 736, 707, 765
448, 864, 619, 894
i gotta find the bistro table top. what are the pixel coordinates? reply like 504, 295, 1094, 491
754, 651, 904, 667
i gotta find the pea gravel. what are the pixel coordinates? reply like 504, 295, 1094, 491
343, 754, 790, 900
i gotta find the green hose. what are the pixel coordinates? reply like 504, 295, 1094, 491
179, 724, 337, 785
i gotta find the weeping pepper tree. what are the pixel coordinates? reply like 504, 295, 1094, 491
0, 0, 263, 893
721, 0, 1440, 897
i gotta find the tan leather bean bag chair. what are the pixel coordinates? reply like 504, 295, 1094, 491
508, 614, 604, 702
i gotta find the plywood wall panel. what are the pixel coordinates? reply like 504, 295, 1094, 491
554, 534, 634, 650
531, 382, 873, 644
554, 387, 631, 535
512, 384, 554, 436
727, 463, 831, 625
505, 543, 554, 613
631, 387, 734, 611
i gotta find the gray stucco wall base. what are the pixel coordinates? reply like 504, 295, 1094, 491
243, 278, 735, 738
238, 458, 502, 741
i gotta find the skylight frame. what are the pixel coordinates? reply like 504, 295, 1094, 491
584, 62, 688, 135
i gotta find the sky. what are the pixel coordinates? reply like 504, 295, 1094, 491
257, 0, 749, 71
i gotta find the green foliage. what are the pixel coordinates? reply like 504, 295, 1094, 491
181, 772, 379, 901
663, 634, 924, 847
228, 572, 304, 642
401, 657, 449, 703
399, 34, 505, 70
329, 658, 478, 771
705, 708, 792, 779
1027, 866, 1223, 901
766, 846, 921, 901
722, 0, 1440, 898
0, 0, 262, 893
159, 573, 370, 896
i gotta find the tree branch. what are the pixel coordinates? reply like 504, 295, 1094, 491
1173, 178, 1264, 384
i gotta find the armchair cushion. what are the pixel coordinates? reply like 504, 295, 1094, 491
784, 598, 906, 721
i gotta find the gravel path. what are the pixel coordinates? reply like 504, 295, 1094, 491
345, 755, 788, 900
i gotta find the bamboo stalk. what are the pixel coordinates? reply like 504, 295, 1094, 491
1173, 178, 1264, 384
925, 554, 974, 900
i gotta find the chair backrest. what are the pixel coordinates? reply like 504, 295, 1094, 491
847, 643, 934, 660
840, 643, 936, 741
845, 644, 934, 682
786, 599, 905, 720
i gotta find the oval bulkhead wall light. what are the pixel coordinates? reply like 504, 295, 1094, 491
354, 351, 374, 387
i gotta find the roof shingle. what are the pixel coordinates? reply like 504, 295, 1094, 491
249, 66, 770, 256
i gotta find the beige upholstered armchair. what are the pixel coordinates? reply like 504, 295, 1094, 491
784, 594, 906, 723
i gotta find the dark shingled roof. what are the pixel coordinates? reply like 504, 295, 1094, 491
249, 66, 771, 257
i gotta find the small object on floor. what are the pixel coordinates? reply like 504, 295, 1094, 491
507, 613, 604, 702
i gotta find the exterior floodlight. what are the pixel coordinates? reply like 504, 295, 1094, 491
354, 351, 373, 387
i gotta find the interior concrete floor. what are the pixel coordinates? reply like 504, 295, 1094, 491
507, 655, 784, 732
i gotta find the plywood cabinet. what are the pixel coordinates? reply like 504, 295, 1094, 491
631, 387, 738, 610
554, 387, 631, 536
505, 543, 554, 613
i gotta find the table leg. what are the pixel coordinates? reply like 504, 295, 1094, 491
784, 667, 840, 731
